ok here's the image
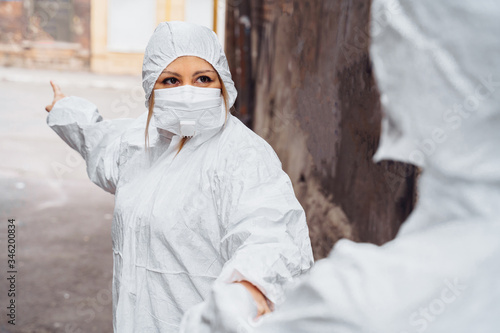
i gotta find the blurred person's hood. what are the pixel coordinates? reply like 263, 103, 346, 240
370, 0, 500, 184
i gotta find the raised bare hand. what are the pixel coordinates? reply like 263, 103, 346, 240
45, 80, 66, 112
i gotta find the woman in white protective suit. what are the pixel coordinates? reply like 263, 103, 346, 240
45, 21, 314, 332
215, 0, 499, 332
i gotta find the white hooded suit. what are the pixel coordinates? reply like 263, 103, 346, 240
46, 21, 314, 332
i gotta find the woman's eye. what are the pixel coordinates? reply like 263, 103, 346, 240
162, 77, 179, 85
197, 76, 213, 84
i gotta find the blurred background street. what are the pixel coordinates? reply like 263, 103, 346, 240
0, 69, 143, 333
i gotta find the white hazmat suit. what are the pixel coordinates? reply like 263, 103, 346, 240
245, 0, 500, 332
46, 21, 314, 332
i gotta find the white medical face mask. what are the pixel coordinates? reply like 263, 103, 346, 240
153, 85, 225, 137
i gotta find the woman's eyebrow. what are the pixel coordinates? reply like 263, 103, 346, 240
161, 70, 181, 77
192, 70, 216, 76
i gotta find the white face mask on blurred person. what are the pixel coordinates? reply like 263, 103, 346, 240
153, 85, 225, 138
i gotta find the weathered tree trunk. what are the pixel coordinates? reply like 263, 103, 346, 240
226, 0, 417, 259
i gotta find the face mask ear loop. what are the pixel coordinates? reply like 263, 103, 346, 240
220, 88, 229, 127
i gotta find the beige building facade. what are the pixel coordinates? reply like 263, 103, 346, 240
91, 0, 225, 75
0, 0, 225, 74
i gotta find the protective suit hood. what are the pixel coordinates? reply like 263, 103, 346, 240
142, 21, 237, 109
370, 0, 500, 183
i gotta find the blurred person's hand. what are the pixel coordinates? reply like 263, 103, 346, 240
45, 81, 66, 112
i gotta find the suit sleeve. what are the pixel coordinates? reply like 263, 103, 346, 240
214, 141, 314, 305
47, 96, 136, 194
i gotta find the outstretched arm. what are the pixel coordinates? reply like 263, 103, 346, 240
46, 81, 136, 194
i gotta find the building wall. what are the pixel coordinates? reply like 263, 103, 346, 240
226, 0, 418, 259
0, 0, 91, 70
90, 0, 186, 75
0, 0, 222, 74
0, 0, 25, 45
